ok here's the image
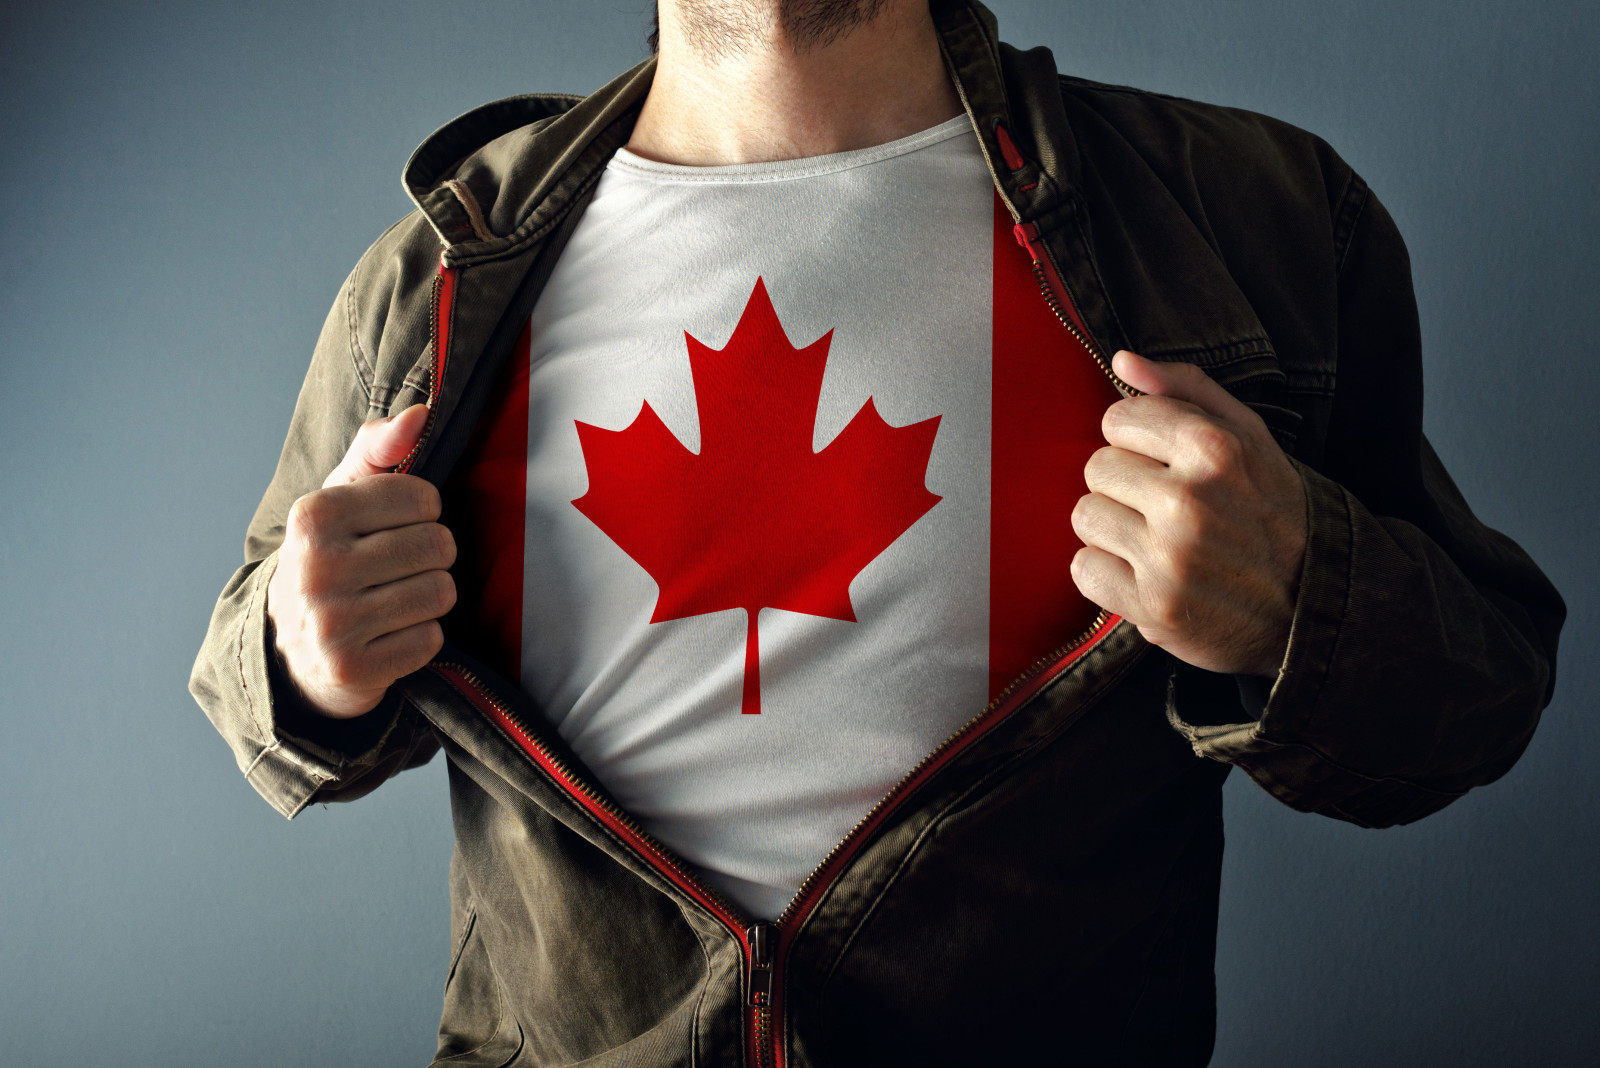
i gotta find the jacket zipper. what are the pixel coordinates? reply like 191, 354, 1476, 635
420, 196, 1134, 1068
427, 660, 769, 1060
394, 257, 458, 475
431, 609, 1121, 1068
749, 609, 1121, 1067
728, 219, 1142, 1066
1011, 221, 1143, 400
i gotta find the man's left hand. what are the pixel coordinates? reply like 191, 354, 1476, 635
1069, 349, 1308, 678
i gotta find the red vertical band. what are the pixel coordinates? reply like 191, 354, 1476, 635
988, 192, 1119, 700
441, 320, 533, 683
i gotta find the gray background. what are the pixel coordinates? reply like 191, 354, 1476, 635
1, 0, 1593, 1064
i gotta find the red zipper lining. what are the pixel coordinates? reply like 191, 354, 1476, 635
436, 611, 1120, 1068
395, 258, 458, 476
421, 182, 1123, 1068
430, 663, 754, 946
431, 661, 767, 1062
1013, 223, 1093, 337
762, 611, 1121, 1067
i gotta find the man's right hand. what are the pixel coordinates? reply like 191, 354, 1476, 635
266, 403, 457, 719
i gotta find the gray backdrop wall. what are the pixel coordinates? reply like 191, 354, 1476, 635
2, 1, 1594, 1064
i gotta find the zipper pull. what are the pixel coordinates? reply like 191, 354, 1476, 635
1012, 221, 1042, 259
745, 923, 775, 1006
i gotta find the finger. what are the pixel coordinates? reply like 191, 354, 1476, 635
1071, 491, 1149, 570
1083, 444, 1171, 516
1110, 350, 1257, 426
295, 474, 442, 543
1101, 394, 1214, 468
1069, 544, 1137, 619
351, 569, 457, 645
361, 619, 446, 685
324, 620, 445, 696
323, 404, 430, 487
352, 521, 457, 589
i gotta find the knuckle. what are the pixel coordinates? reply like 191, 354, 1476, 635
1163, 491, 1208, 535
419, 620, 445, 658
314, 599, 358, 644
1150, 594, 1187, 633
430, 570, 458, 614
286, 492, 327, 537
1070, 493, 1092, 530
1183, 423, 1240, 476
1101, 400, 1135, 435
1162, 542, 1204, 587
1082, 446, 1114, 485
389, 621, 444, 679
411, 477, 442, 520
324, 646, 366, 690
428, 523, 457, 568
1069, 546, 1097, 584
295, 557, 331, 597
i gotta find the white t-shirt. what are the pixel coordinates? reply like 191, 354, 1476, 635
443, 115, 1118, 919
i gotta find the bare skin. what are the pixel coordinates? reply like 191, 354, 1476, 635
266, 405, 457, 719
267, 1, 1304, 720
628, 0, 964, 165
266, 0, 966, 720
1071, 351, 1308, 679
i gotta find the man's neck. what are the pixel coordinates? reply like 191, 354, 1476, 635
628, 0, 964, 166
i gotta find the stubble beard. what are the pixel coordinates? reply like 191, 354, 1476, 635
667, 0, 892, 59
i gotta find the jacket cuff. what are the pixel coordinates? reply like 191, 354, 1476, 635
1168, 454, 1337, 751
1164, 459, 1463, 826
1165, 459, 1347, 778
236, 555, 405, 818
1255, 455, 1353, 729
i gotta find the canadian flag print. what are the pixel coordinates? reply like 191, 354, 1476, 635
440, 133, 1123, 914
571, 278, 943, 715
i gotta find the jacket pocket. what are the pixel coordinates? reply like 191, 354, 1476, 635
430, 908, 524, 1067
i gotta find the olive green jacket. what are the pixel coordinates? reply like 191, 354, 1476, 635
190, 2, 1565, 1064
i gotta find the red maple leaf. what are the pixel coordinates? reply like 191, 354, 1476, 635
571, 278, 942, 715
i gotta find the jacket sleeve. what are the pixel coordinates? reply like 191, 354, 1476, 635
1168, 177, 1566, 828
188, 265, 440, 820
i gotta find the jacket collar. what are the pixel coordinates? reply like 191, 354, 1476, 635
929, 0, 1078, 226
402, 60, 656, 266
400, 1, 1060, 266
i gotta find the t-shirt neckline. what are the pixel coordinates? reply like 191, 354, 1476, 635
608, 114, 975, 185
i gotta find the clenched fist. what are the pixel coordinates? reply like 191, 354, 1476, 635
1069, 350, 1308, 679
266, 403, 457, 719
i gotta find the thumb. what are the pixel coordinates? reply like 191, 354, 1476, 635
1110, 349, 1247, 421
322, 403, 430, 487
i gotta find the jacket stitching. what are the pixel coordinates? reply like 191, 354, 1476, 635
445, 907, 478, 987
1332, 172, 1370, 278
444, 179, 497, 242
672, 899, 714, 1068
814, 637, 1150, 1005
1235, 731, 1469, 800
444, 154, 611, 270
242, 739, 278, 779
344, 271, 375, 397
1309, 481, 1358, 715
1060, 73, 1206, 107
476, 718, 722, 916
1069, 194, 1133, 352
236, 558, 270, 733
